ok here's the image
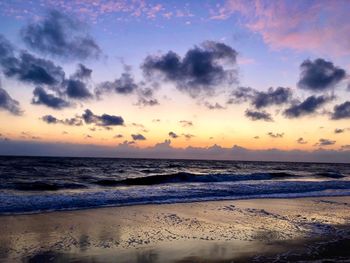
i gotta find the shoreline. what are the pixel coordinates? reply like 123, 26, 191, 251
1, 196, 350, 262
3, 191, 350, 216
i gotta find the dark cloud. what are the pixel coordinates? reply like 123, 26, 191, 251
131, 123, 145, 128
253, 136, 259, 139
136, 97, 159, 107
65, 79, 92, 99
142, 41, 238, 97
168, 131, 179, 139
0, 35, 65, 88
0, 87, 22, 115
62, 117, 83, 126
334, 128, 344, 134
0, 35, 91, 106
252, 87, 292, 109
41, 114, 83, 126
32, 87, 70, 109
182, 133, 195, 140
21, 10, 101, 60
72, 64, 92, 79
114, 134, 123, 139
297, 137, 308, 144
1, 140, 350, 162
331, 101, 350, 120
0, 35, 14, 59
136, 87, 159, 107
267, 132, 284, 138
315, 138, 336, 147
245, 109, 273, 121
284, 95, 332, 118
97, 72, 138, 96
204, 102, 225, 110
61, 63, 93, 100
228, 87, 256, 104
82, 109, 124, 127
179, 120, 193, 127
297, 58, 346, 92
41, 115, 58, 124
96, 71, 159, 107
131, 134, 146, 140
1, 51, 65, 86
229, 86, 292, 109
341, 145, 350, 151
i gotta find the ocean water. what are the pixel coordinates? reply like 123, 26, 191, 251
1, 156, 350, 214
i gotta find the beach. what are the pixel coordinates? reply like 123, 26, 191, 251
1, 196, 350, 262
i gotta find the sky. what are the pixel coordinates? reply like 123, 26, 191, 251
0, 0, 350, 162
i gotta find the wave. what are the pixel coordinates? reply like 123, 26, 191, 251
93, 172, 295, 186
2, 180, 350, 214
12, 181, 87, 191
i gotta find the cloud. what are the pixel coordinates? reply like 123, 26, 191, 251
21, 10, 101, 60
267, 132, 284, 138
252, 87, 292, 109
0, 36, 92, 106
179, 120, 193, 127
1, 50, 65, 86
284, 95, 332, 118
82, 109, 124, 127
97, 72, 138, 96
65, 79, 92, 99
334, 128, 344, 134
32, 87, 70, 109
0, 87, 22, 115
72, 64, 92, 79
245, 109, 273, 121
0, 35, 14, 59
135, 87, 159, 107
96, 69, 159, 107
211, 1, 350, 55
168, 131, 179, 139
41, 115, 58, 124
63, 117, 84, 126
136, 97, 159, 107
41, 114, 83, 126
114, 134, 124, 138
1, 140, 349, 163
131, 123, 145, 128
297, 59, 346, 92
204, 102, 226, 110
0, 35, 66, 88
142, 41, 238, 98
297, 137, 308, 144
227, 86, 256, 104
341, 145, 350, 151
228, 86, 292, 110
61, 63, 93, 100
182, 133, 195, 140
315, 138, 336, 147
131, 134, 146, 140
331, 101, 350, 120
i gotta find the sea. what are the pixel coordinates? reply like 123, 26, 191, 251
1, 156, 350, 214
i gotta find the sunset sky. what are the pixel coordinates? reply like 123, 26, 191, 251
0, 0, 350, 162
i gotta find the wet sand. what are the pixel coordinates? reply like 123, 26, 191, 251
1, 196, 350, 262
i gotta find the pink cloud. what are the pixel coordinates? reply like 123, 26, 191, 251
212, 0, 350, 55
0, 0, 171, 22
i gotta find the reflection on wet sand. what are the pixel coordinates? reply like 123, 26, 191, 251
0, 197, 350, 262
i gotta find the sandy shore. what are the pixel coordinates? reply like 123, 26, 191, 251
1, 196, 350, 262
